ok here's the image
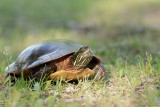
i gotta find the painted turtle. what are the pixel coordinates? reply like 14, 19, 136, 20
5, 40, 106, 82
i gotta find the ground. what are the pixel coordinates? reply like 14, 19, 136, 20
0, 0, 160, 107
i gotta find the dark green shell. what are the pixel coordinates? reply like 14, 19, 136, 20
5, 40, 84, 73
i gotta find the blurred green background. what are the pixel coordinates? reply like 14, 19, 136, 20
0, 0, 160, 106
0, 0, 160, 71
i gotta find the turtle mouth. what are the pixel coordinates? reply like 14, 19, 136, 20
72, 46, 93, 67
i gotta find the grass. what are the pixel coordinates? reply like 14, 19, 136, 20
0, 0, 160, 107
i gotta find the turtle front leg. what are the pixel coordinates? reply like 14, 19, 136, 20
92, 64, 107, 80
49, 68, 95, 81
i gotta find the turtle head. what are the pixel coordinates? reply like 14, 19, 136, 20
71, 46, 93, 67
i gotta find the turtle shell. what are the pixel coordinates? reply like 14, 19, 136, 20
5, 40, 100, 74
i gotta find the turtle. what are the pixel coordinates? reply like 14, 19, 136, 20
5, 40, 106, 82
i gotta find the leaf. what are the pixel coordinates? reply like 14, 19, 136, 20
34, 82, 41, 92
